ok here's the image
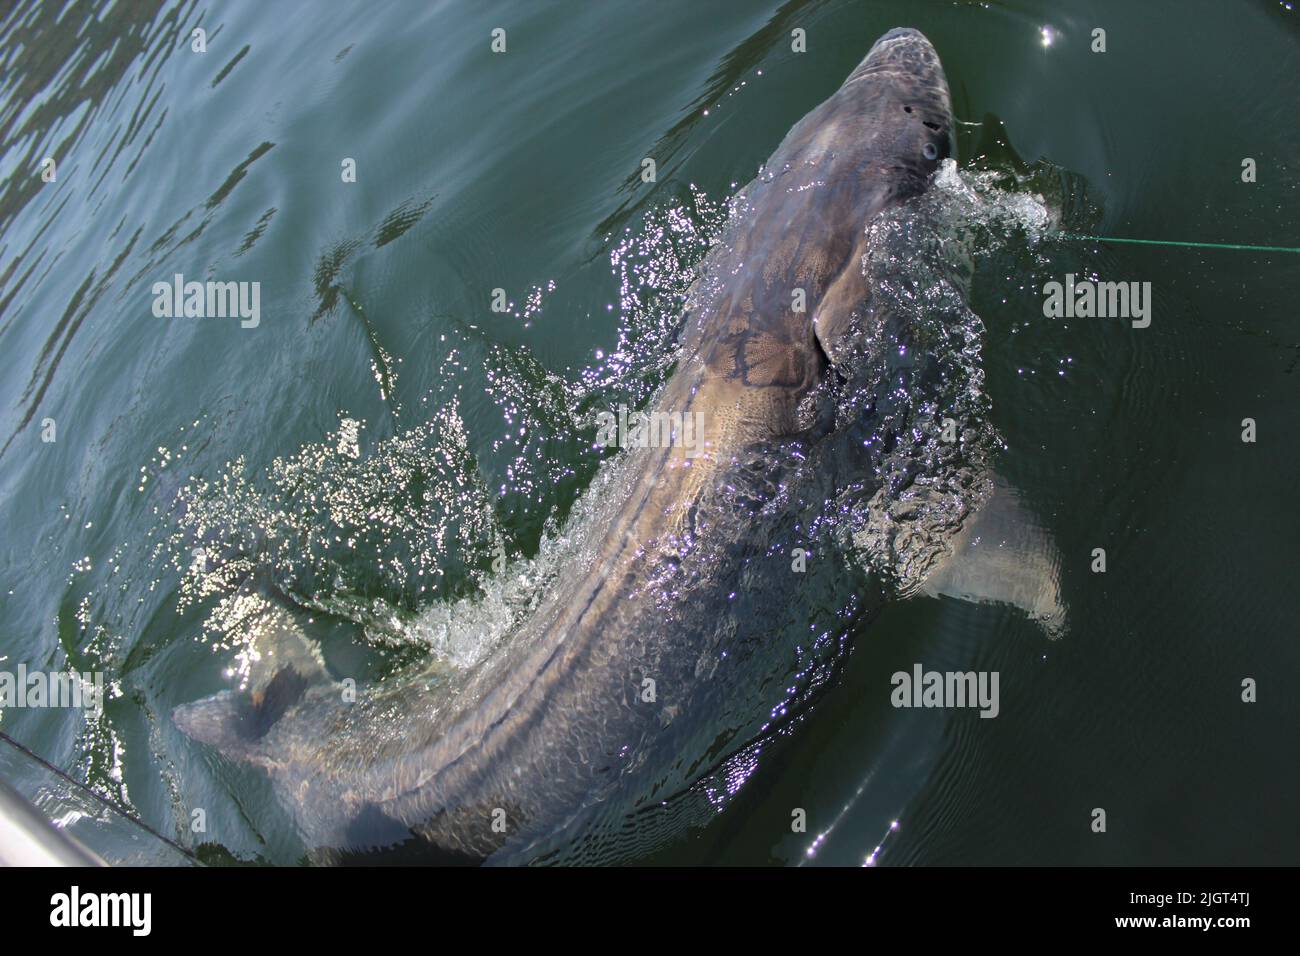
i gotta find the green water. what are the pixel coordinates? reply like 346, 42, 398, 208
0, 0, 1296, 865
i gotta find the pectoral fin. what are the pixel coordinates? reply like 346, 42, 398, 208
919, 474, 1066, 637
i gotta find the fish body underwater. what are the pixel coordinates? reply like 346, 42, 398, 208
175, 28, 1061, 864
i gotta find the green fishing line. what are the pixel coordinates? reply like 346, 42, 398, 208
1060, 234, 1300, 253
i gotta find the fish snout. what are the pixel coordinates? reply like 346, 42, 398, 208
872, 26, 929, 48
864, 27, 941, 74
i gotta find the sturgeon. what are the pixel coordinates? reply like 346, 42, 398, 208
175, 28, 1062, 863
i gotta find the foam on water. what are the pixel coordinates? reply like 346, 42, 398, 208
133, 189, 733, 686
834, 159, 1055, 596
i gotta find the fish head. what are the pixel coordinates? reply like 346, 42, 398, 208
846, 27, 954, 188
781, 27, 956, 371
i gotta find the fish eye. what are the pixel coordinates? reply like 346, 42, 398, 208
923, 142, 938, 160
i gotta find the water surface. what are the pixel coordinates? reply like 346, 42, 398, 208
0, 0, 1296, 865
